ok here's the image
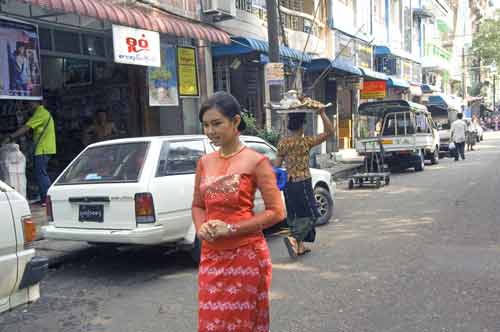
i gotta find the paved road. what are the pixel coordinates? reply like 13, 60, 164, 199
2, 133, 500, 332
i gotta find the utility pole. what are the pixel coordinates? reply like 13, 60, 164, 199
266, 0, 281, 103
266, 0, 282, 131
462, 47, 467, 99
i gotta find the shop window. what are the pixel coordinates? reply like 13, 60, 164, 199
83, 35, 105, 57
39, 28, 52, 50
54, 30, 81, 54
156, 140, 205, 177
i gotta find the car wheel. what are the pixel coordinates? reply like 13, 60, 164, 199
314, 187, 333, 226
189, 237, 201, 264
430, 147, 439, 165
415, 151, 425, 172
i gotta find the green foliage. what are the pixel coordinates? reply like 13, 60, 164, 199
472, 18, 500, 66
241, 112, 281, 147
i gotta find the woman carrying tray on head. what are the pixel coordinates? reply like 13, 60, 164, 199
274, 105, 335, 258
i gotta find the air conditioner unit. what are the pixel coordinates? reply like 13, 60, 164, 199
203, 0, 236, 19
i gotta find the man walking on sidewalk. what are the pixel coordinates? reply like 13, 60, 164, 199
451, 112, 467, 161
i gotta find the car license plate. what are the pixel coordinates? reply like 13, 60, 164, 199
382, 139, 393, 145
79, 205, 104, 222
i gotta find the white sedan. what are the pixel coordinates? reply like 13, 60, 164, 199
0, 180, 47, 313
43, 135, 336, 261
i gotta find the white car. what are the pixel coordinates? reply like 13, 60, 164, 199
43, 135, 336, 261
0, 180, 47, 314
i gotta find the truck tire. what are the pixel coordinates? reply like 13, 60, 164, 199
415, 150, 425, 172
430, 147, 439, 165
314, 187, 334, 226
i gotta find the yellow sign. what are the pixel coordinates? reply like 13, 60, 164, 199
177, 47, 199, 96
382, 139, 393, 145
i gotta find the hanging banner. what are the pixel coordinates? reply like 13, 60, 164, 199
177, 47, 199, 96
112, 25, 161, 67
0, 17, 42, 100
361, 80, 387, 99
148, 45, 179, 106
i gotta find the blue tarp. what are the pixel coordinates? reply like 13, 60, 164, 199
387, 77, 410, 89
304, 58, 362, 76
212, 36, 312, 63
359, 68, 389, 81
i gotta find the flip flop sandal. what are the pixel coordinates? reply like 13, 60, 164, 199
283, 237, 298, 258
298, 248, 311, 256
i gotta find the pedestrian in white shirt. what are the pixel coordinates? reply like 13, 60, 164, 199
450, 113, 467, 161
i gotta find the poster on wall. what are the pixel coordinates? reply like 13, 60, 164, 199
64, 58, 92, 87
177, 47, 199, 97
0, 16, 42, 100
148, 45, 179, 106
112, 25, 161, 67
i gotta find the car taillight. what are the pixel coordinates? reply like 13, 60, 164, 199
46, 195, 53, 222
22, 216, 36, 244
135, 193, 155, 224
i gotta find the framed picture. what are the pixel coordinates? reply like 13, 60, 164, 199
63, 58, 92, 87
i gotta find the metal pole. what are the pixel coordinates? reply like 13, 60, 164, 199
493, 75, 496, 111
462, 47, 467, 99
266, 0, 281, 104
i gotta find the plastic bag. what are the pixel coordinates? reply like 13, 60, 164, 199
449, 142, 456, 150
0, 144, 27, 198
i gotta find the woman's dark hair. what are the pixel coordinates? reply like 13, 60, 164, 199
199, 91, 246, 131
288, 113, 306, 131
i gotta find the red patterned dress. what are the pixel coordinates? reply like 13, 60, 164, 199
192, 147, 285, 332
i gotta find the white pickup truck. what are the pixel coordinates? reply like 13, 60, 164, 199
0, 180, 47, 314
356, 100, 440, 172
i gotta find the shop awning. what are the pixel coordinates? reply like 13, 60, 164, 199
21, 0, 231, 44
305, 58, 362, 76
388, 77, 410, 89
375, 45, 421, 64
427, 94, 463, 110
212, 37, 312, 62
359, 68, 388, 81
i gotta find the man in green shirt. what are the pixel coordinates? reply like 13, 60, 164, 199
2, 101, 56, 206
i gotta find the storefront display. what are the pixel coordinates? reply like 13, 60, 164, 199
0, 17, 41, 100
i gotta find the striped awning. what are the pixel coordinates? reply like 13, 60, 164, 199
21, 0, 231, 44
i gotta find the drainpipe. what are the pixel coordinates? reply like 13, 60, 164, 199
370, 0, 374, 35
385, 0, 390, 44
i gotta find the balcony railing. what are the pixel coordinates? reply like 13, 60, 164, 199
235, 0, 320, 36
425, 43, 451, 61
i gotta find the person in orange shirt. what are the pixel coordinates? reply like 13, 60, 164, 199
192, 92, 285, 332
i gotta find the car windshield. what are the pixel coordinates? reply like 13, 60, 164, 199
56, 142, 149, 185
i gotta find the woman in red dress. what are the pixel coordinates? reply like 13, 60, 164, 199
192, 92, 286, 332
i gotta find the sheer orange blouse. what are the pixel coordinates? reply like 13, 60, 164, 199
192, 147, 286, 251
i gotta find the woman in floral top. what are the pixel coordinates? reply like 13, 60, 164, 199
274, 108, 335, 257
192, 92, 285, 332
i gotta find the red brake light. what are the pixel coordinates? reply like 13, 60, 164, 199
46, 195, 53, 222
135, 193, 155, 224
